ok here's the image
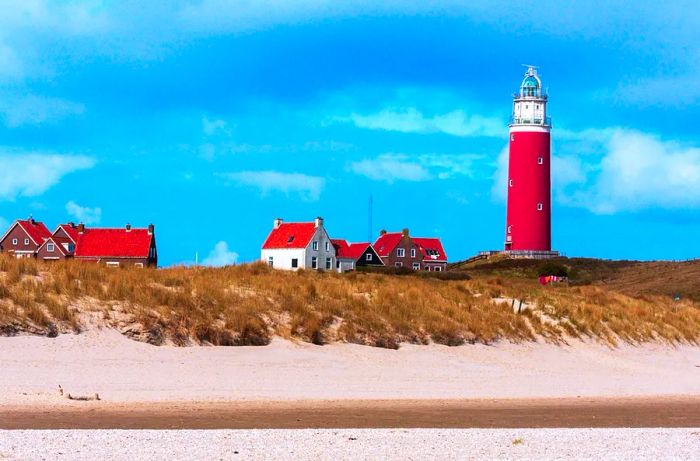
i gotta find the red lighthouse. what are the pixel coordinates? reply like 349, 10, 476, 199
504, 66, 557, 257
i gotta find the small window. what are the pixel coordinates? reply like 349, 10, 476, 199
509, 179, 513, 187
24, 238, 29, 246
434, 266, 442, 272
287, 236, 295, 244
12, 238, 17, 245
510, 134, 515, 141
106, 261, 120, 268
412, 262, 420, 270
268, 256, 274, 267
538, 157, 544, 165
410, 248, 416, 258
312, 241, 318, 251
366, 253, 373, 261
394, 262, 403, 267
325, 257, 332, 270
311, 256, 318, 269
134, 263, 144, 268
507, 225, 512, 234
537, 203, 543, 211
325, 241, 330, 251
47, 243, 55, 252
425, 266, 431, 271
396, 248, 405, 258
291, 258, 298, 268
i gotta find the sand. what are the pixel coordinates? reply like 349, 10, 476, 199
2, 429, 700, 460
1, 328, 699, 405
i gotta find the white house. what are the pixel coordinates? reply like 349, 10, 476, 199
260, 217, 336, 271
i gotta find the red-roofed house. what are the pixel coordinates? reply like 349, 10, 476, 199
36, 223, 80, 261
374, 229, 448, 271
0, 217, 52, 258
261, 217, 336, 271
74, 223, 157, 267
331, 239, 383, 272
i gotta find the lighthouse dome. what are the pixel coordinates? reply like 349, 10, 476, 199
520, 70, 542, 97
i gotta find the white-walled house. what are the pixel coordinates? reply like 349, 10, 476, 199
261, 217, 336, 271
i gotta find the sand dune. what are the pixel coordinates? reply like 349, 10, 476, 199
1, 329, 699, 405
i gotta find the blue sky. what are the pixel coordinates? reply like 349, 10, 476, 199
2, 1, 700, 265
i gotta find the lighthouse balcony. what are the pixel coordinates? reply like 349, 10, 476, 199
509, 116, 551, 126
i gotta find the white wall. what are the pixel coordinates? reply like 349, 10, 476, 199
261, 248, 306, 271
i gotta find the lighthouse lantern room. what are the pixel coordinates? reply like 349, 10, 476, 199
504, 66, 558, 258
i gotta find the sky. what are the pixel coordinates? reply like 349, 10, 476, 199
2, 0, 700, 265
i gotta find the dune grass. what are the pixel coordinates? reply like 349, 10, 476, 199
0, 255, 699, 347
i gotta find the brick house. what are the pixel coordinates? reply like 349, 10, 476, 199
331, 239, 383, 272
0, 217, 52, 258
36, 223, 80, 261
74, 224, 158, 267
261, 217, 336, 271
374, 229, 448, 271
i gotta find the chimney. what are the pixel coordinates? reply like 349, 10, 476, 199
148, 224, 154, 235
315, 216, 324, 228
126, 223, 132, 232
77, 223, 85, 234
402, 228, 410, 237
28, 215, 35, 225
380, 229, 387, 236
274, 218, 282, 229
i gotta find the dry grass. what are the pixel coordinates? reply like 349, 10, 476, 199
0, 255, 699, 347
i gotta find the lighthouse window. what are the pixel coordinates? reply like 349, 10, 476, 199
537, 157, 544, 164
509, 179, 513, 187
507, 226, 512, 234
537, 203, 543, 211
510, 134, 515, 141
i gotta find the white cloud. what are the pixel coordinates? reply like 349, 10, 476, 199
346, 108, 503, 138
65, 200, 102, 225
201, 241, 239, 267
0, 151, 95, 201
350, 153, 479, 183
223, 170, 325, 201
0, 95, 85, 127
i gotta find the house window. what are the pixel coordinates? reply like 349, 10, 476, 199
366, 253, 373, 261
509, 179, 513, 187
434, 266, 442, 272
47, 243, 55, 252
311, 256, 318, 269
106, 261, 120, 268
134, 263, 144, 268
291, 258, 298, 268
395, 262, 403, 267
410, 248, 416, 258
507, 225, 512, 234
537, 203, 543, 211
325, 257, 332, 270
268, 256, 274, 267
312, 241, 318, 251
425, 266, 431, 271
537, 157, 544, 165
24, 239, 29, 246
336, 260, 340, 269
325, 241, 330, 251
412, 262, 420, 270
396, 248, 405, 257
12, 238, 17, 245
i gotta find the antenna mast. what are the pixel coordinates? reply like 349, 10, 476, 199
368, 194, 373, 243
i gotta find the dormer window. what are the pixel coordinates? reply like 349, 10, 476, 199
287, 236, 295, 244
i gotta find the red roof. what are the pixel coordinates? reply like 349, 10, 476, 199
332, 239, 372, 260
75, 228, 153, 258
10, 219, 52, 245
262, 222, 317, 249
54, 223, 80, 243
413, 237, 448, 262
38, 236, 71, 256
373, 232, 404, 257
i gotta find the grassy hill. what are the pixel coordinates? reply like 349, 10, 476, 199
0, 255, 699, 348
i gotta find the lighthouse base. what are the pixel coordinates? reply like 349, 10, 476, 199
503, 250, 560, 260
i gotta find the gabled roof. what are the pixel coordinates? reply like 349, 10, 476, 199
262, 222, 318, 250
413, 237, 448, 262
0, 219, 51, 246
37, 236, 71, 256
331, 239, 372, 260
373, 232, 404, 257
75, 228, 154, 258
54, 223, 80, 243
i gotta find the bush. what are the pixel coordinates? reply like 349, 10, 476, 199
537, 262, 568, 277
